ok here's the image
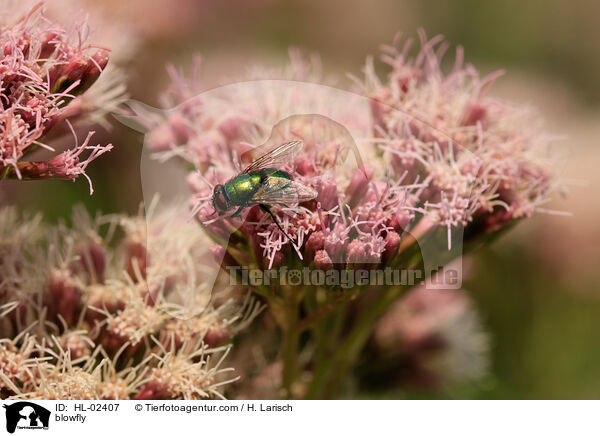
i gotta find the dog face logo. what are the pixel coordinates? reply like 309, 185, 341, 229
3, 402, 50, 433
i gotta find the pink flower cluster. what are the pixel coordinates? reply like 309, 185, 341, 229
142, 32, 558, 276
366, 31, 557, 237
0, 2, 112, 193
0, 205, 258, 399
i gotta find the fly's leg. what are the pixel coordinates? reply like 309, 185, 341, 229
259, 204, 298, 250
231, 206, 245, 218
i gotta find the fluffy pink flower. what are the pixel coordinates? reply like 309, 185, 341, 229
0, 2, 113, 193
143, 33, 558, 276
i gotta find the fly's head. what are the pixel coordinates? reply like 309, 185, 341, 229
212, 184, 231, 215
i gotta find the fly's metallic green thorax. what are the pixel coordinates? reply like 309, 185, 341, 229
224, 173, 260, 205
224, 168, 292, 206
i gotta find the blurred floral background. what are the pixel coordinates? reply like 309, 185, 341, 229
2, 0, 599, 399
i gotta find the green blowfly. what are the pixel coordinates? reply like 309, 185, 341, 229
211, 140, 318, 248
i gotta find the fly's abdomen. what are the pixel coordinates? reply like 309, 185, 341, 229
258, 168, 292, 181
225, 173, 262, 205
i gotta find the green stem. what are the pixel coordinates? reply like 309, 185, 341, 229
307, 285, 405, 399
281, 288, 300, 399
296, 292, 349, 332
281, 325, 299, 398
309, 298, 349, 391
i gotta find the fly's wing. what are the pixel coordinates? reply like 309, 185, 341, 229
242, 141, 304, 174
248, 176, 318, 206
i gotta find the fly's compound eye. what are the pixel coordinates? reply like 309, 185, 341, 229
212, 185, 229, 213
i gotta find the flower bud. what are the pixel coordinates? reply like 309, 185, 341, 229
387, 212, 411, 234
313, 249, 333, 270
133, 380, 172, 400
346, 239, 368, 268
77, 241, 106, 282
346, 164, 374, 208
294, 154, 316, 176
168, 113, 194, 144
40, 29, 61, 59
100, 330, 142, 357
124, 240, 148, 281
78, 50, 110, 93
304, 230, 325, 262
147, 123, 176, 151
218, 116, 247, 141
315, 175, 338, 211
268, 250, 285, 270
461, 100, 487, 126
382, 231, 401, 264
44, 269, 82, 328
324, 225, 347, 263
203, 325, 232, 347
